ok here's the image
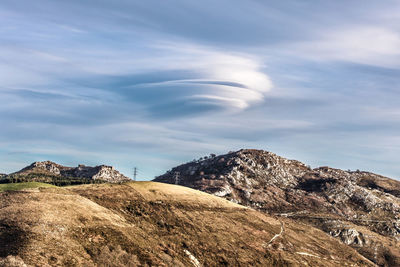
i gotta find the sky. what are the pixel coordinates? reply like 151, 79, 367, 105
1, 1, 400, 180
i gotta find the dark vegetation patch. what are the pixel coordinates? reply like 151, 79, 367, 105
297, 178, 337, 192
0, 223, 27, 257
0, 173, 107, 186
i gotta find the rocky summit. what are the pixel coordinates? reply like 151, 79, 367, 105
154, 149, 400, 266
2, 161, 130, 184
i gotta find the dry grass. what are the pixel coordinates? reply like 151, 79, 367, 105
0, 182, 374, 266
127, 181, 246, 208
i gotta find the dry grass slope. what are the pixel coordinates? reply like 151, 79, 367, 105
0, 182, 374, 266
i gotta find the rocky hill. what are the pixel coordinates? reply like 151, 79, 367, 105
0, 182, 373, 266
154, 149, 400, 266
1, 161, 130, 184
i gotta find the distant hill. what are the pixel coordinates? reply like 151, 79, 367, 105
154, 149, 400, 266
1, 161, 130, 185
0, 182, 373, 266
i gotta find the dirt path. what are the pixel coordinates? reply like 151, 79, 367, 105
266, 220, 284, 246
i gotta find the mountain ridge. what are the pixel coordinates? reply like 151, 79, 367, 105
1, 161, 131, 184
154, 149, 400, 266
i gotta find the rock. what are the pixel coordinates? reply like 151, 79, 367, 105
62, 165, 130, 183
330, 228, 366, 246
19, 161, 67, 175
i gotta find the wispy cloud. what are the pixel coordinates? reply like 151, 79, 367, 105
294, 26, 400, 67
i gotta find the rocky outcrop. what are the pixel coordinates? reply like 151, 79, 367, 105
4, 161, 130, 183
155, 150, 309, 206
330, 228, 367, 246
154, 149, 400, 265
16, 161, 68, 176
62, 165, 129, 183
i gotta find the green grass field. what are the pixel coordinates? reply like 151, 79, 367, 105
0, 182, 55, 192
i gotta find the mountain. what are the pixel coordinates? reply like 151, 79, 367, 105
154, 149, 400, 266
0, 182, 373, 266
2, 161, 130, 184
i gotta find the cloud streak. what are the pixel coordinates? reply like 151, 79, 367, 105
294, 26, 400, 67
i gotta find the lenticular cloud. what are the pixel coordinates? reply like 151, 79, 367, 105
134, 43, 273, 111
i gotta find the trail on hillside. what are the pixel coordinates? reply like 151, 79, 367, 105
265, 220, 284, 246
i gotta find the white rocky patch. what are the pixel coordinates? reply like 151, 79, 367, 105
184, 249, 202, 267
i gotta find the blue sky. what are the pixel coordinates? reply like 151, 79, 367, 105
1, 1, 400, 179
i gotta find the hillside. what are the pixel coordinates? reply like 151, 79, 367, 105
0, 182, 372, 266
1, 161, 130, 185
154, 149, 400, 266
